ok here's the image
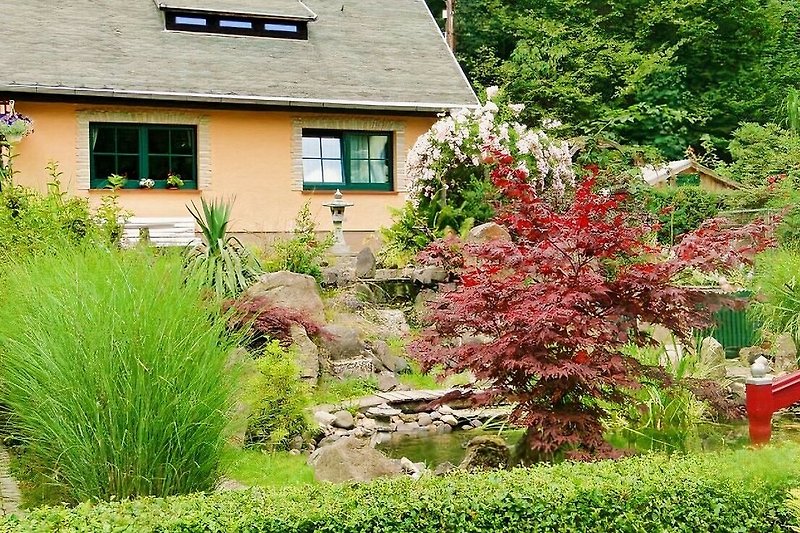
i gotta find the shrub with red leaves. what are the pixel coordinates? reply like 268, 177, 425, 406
225, 296, 323, 348
411, 147, 775, 460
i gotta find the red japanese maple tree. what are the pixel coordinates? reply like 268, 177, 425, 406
410, 150, 775, 460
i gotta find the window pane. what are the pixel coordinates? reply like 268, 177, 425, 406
93, 155, 116, 180
303, 159, 323, 182
171, 156, 195, 181
369, 160, 390, 184
175, 16, 207, 26
171, 129, 194, 155
148, 129, 170, 154
348, 136, 369, 159
118, 155, 139, 179
369, 135, 389, 159
117, 128, 139, 153
349, 160, 369, 183
322, 160, 343, 183
148, 156, 170, 180
93, 127, 116, 153
302, 137, 321, 159
265, 23, 297, 32
321, 137, 341, 159
220, 19, 252, 29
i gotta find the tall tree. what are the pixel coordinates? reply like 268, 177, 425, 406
433, 0, 800, 158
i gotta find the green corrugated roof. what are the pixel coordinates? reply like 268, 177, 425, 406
0, 0, 478, 112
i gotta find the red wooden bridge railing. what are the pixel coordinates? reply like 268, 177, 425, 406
745, 356, 800, 444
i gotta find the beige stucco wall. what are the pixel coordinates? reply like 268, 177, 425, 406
10, 101, 434, 244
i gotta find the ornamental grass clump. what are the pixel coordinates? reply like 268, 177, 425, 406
750, 247, 800, 345
0, 248, 234, 502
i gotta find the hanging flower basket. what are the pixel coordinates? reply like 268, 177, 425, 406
0, 112, 33, 144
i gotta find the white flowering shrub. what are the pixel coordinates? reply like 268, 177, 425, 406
406, 87, 575, 209
379, 88, 576, 267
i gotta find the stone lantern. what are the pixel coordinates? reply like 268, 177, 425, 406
323, 189, 354, 255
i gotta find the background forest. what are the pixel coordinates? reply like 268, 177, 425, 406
426, 0, 800, 163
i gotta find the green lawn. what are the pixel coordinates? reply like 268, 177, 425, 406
221, 448, 315, 488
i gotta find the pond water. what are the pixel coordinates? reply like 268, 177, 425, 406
377, 417, 800, 467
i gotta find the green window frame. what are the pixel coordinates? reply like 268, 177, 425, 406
301, 130, 393, 191
89, 123, 198, 189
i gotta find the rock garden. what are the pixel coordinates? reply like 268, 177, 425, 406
4, 83, 800, 532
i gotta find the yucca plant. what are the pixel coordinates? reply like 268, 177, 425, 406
186, 197, 262, 298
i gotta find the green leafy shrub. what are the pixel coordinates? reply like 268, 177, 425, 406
378, 203, 434, 268
0, 164, 125, 263
635, 185, 721, 244
0, 248, 234, 502
749, 248, 800, 346
186, 197, 262, 298
4, 444, 799, 532
245, 341, 311, 450
716, 123, 800, 186
262, 203, 332, 282
719, 175, 800, 247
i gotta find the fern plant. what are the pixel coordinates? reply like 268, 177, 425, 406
186, 197, 261, 298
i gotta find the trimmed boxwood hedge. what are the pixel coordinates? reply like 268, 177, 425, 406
3, 444, 799, 532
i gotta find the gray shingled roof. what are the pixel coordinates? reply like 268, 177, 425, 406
155, 0, 316, 20
0, 0, 478, 112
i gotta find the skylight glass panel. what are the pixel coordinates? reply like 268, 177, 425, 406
265, 22, 297, 33
175, 16, 207, 26
220, 19, 253, 29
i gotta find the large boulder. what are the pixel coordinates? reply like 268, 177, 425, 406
466, 222, 511, 244
411, 266, 448, 285
245, 271, 325, 323
372, 309, 411, 338
290, 324, 320, 385
377, 371, 401, 392
320, 324, 365, 361
332, 410, 356, 430
355, 247, 377, 279
458, 436, 511, 471
309, 437, 403, 483
699, 336, 726, 379
373, 340, 409, 373
774, 333, 798, 373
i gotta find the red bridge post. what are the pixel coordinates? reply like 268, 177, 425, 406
745, 356, 800, 445
745, 376, 774, 445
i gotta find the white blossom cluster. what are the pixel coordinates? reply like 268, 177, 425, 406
406, 87, 575, 203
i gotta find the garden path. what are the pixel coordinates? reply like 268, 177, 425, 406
0, 446, 21, 516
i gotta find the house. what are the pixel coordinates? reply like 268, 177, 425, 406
0, 0, 477, 245
640, 159, 742, 192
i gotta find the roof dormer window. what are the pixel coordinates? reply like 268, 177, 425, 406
157, 1, 315, 40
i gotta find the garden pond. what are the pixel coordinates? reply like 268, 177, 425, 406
377, 416, 800, 467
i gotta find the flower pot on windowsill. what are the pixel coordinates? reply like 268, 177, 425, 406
138, 178, 155, 189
